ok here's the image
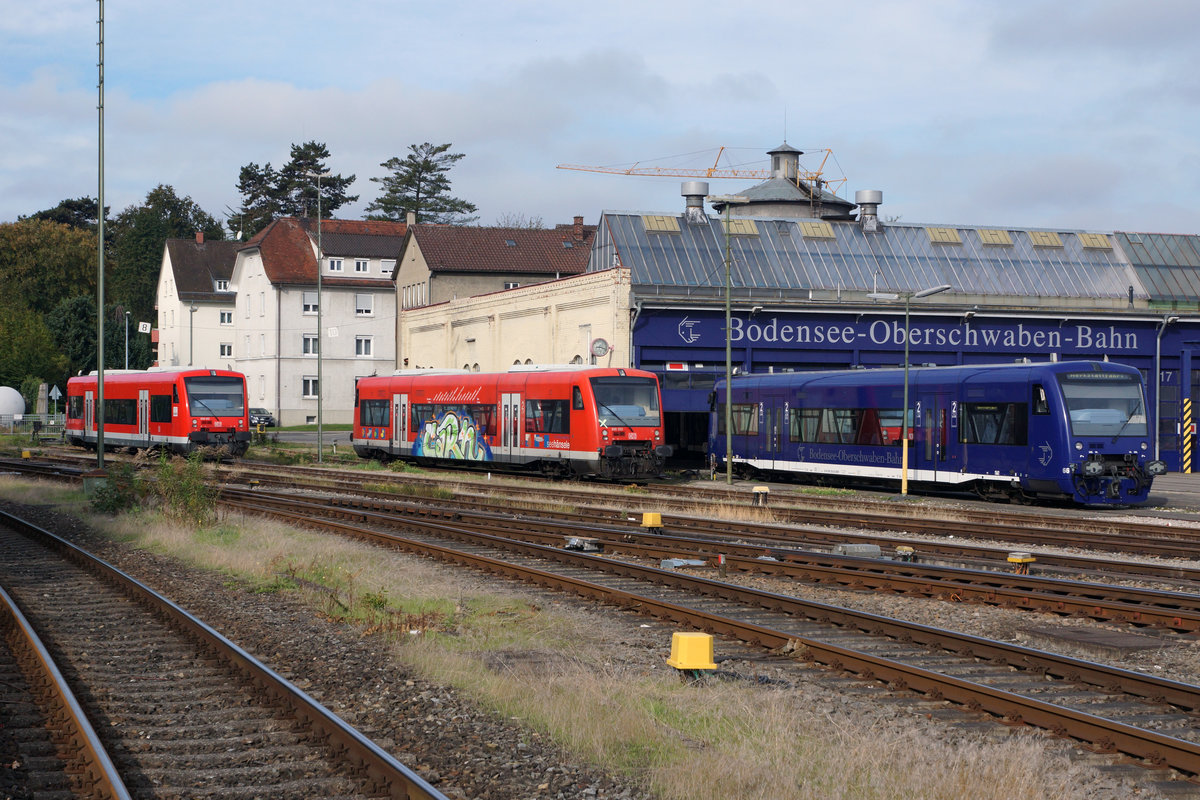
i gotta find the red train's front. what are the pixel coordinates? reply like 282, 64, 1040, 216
179, 371, 251, 456
585, 372, 672, 479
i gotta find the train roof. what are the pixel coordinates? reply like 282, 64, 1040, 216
717, 360, 1139, 390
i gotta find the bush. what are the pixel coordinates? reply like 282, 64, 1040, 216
88, 462, 145, 515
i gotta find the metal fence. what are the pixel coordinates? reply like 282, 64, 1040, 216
0, 414, 66, 439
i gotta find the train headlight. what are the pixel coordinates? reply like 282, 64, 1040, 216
1140, 442, 1147, 451
1081, 460, 1105, 477
1074, 442, 1082, 451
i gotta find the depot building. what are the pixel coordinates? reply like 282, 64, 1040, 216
399, 143, 1200, 471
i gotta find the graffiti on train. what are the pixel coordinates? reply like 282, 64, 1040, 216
414, 409, 492, 461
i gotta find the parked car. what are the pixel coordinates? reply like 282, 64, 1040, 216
249, 408, 276, 428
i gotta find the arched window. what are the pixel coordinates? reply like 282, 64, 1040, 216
570, 354, 583, 364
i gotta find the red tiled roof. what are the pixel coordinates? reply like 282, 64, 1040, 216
249, 217, 407, 285
410, 220, 594, 275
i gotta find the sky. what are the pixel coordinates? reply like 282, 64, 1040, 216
2, 0, 1198, 235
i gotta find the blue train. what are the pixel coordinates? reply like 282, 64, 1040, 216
709, 361, 1167, 505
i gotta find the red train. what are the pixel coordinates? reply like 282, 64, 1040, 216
65, 368, 251, 456
353, 366, 672, 479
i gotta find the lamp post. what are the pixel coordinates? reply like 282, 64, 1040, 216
306, 169, 330, 464
709, 194, 749, 485
868, 283, 951, 494
124, 310, 130, 369
188, 304, 197, 366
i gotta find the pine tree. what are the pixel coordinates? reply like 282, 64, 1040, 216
366, 142, 478, 224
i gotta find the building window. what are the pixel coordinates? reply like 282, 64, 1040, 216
215, 279, 229, 291
354, 259, 369, 273
303, 334, 319, 355
381, 259, 395, 275
356, 336, 373, 357
302, 376, 318, 398
219, 343, 232, 357
328, 258, 343, 272
355, 294, 373, 316
220, 310, 233, 325
303, 291, 318, 314
260, 334, 265, 356
259, 291, 266, 316
504, 282, 520, 290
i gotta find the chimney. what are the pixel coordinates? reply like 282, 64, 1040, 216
406, 211, 416, 227
573, 215, 584, 241
681, 181, 709, 224
195, 231, 204, 244
855, 190, 883, 233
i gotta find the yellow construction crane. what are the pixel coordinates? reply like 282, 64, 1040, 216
556, 146, 847, 194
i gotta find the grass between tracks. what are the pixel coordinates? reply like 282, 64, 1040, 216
0, 474, 1102, 800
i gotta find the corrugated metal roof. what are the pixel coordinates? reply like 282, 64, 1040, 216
594, 213, 1152, 300
1115, 232, 1200, 302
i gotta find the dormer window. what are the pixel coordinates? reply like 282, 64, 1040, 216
328, 258, 343, 272
215, 279, 230, 291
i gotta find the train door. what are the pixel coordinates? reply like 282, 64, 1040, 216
85, 390, 95, 440
762, 391, 785, 469
499, 392, 521, 463
138, 389, 149, 445
914, 391, 954, 481
392, 392, 408, 456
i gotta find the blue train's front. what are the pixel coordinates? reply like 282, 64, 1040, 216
1051, 366, 1165, 504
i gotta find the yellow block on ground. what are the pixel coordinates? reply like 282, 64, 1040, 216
666, 632, 717, 670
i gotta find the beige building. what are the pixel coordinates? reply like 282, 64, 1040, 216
400, 268, 632, 371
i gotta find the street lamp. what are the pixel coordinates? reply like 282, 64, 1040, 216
709, 194, 749, 485
306, 169, 331, 464
188, 304, 197, 366
867, 283, 952, 494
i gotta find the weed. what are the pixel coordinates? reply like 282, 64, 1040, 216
154, 451, 217, 525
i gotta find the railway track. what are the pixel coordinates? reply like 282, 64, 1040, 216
0, 509, 446, 800
217, 486, 1200, 780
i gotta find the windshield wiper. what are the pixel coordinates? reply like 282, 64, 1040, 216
1112, 399, 1144, 442
597, 401, 632, 429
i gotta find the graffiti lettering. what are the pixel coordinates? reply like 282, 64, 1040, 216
415, 410, 492, 461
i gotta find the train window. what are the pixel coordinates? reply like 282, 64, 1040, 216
150, 395, 172, 423
360, 399, 389, 427
67, 395, 83, 419
411, 404, 434, 432
789, 409, 818, 442
1058, 373, 1148, 437
572, 386, 584, 410
591, 376, 661, 427
717, 403, 758, 436
184, 376, 246, 417
103, 398, 137, 426
961, 403, 1028, 445
471, 405, 496, 436
525, 399, 570, 434
1032, 385, 1049, 415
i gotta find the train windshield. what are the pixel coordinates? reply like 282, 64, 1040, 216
1057, 372, 1147, 437
590, 376, 661, 427
184, 376, 246, 417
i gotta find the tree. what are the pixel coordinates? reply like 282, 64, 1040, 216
21, 196, 103, 231
276, 141, 357, 218
231, 162, 279, 239
0, 219, 98, 316
108, 185, 224, 324
231, 142, 357, 235
366, 142, 478, 224
495, 212, 545, 229
45, 295, 148, 377
0, 298, 68, 392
